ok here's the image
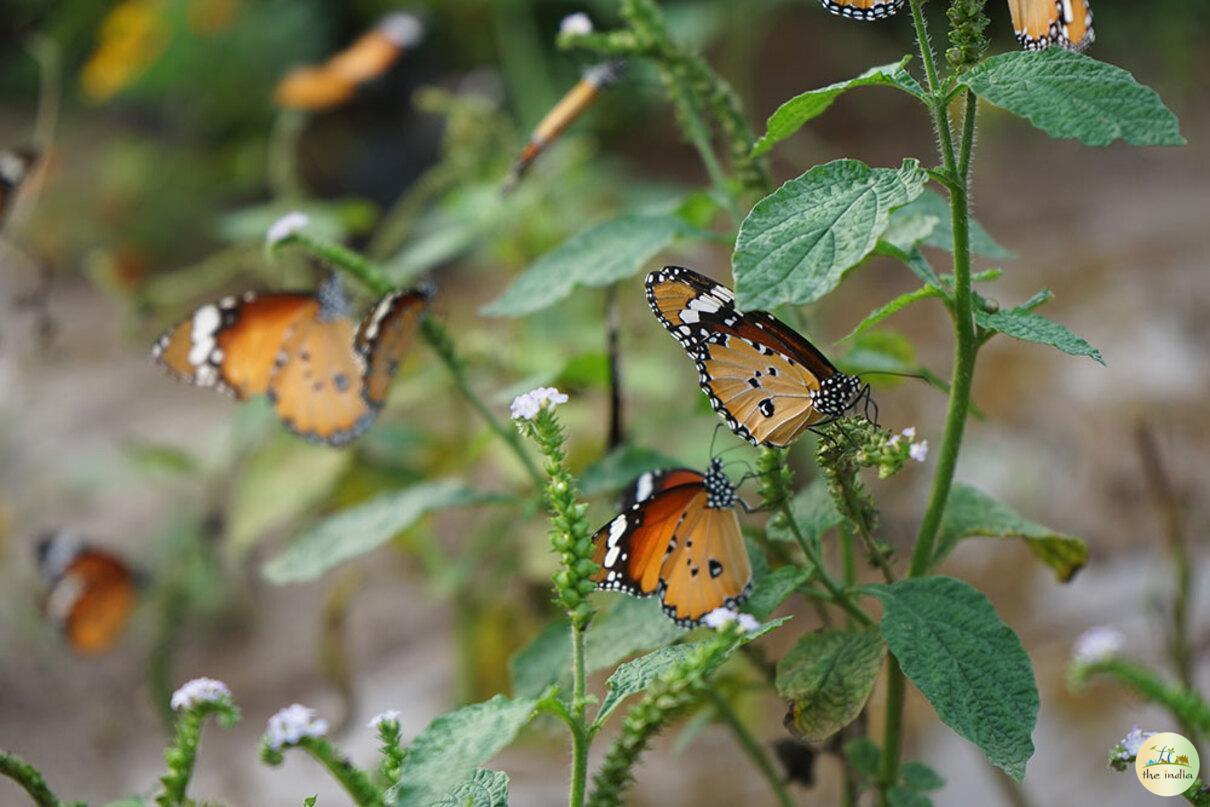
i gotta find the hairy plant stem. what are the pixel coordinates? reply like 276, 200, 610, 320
1075, 659, 1210, 734
780, 500, 873, 628
570, 623, 590, 807
0, 750, 71, 807
296, 737, 382, 807
707, 690, 793, 807
879, 3, 980, 802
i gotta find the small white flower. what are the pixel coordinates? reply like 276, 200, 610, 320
901, 426, 917, 440
1117, 726, 1154, 760
559, 13, 594, 36
736, 613, 760, 634
378, 13, 424, 48
1073, 626, 1125, 665
909, 440, 929, 463
368, 709, 401, 731
510, 386, 569, 420
170, 677, 232, 711
703, 607, 738, 630
887, 434, 901, 448
265, 704, 329, 750
266, 211, 309, 246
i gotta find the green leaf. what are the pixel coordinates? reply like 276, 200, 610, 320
395, 695, 536, 807
842, 285, 944, 342
776, 629, 885, 742
900, 761, 945, 791
767, 479, 845, 545
844, 738, 882, 778
432, 769, 510, 807
875, 241, 943, 289
481, 213, 699, 317
596, 644, 698, 724
892, 188, 1013, 258
733, 159, 928, 309
262, 480, 501, 583
752, 58, 925, 156
880, 210, 939, 253
959, 49, 1184, 147
933, 483, 1087, 583
976, 307, 1105, 365
579, 445, 682, 499
304, 798, 317, 807
887, 787, 933, 807
866, 577, 1039, 780
509, 596, 685, 698
745, 565, 810, 621
120, 440, 201, 477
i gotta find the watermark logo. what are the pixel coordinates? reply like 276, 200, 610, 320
1136, 732, 1200, 797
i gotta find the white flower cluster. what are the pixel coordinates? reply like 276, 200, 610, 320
1115, 726, 1154, 761
368, 709, 401, 731
266, 211, 310, 246
1072, 625, 1125, 665
170, 677, 232, 711
559, 13, 594, 36
379, 13, 424, 48
264, 704, 329, 751
888, 426, 929, 462
702, 607, 759, 633
510, 386, 569, 420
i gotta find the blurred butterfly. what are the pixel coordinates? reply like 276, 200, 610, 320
36, 531, 141, 655
819, 0, 904, 20
591, 459, 753, 626
275, 13, 424, 111
1009, 0, 1093, 51
0, 148, 38, 222
646, 266, 868, 448
152, 276, 429, 446
504, 60, 625, 190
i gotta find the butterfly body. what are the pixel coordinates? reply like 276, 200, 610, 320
646, 266, 865, 448
153, 279, 428, 446
592, 460, 752, 627
37, 531, 139, 655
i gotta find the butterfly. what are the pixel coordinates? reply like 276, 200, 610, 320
1009, 0, 1093, 51
275, 13, 424, 111
505, 60, 625, 190
591, 459, 753, 626
646, 266, 867, 448
0, 148, 38, 222
152, 276, 429, 446
36, 531, 140, 655
818, 0, 905, 21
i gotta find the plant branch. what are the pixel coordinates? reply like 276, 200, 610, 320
708, 689, 793, 807
0, 750, 71, 807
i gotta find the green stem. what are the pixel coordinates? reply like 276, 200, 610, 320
569, 623, 589, 807
298, 737, 382, 807
268, 109, 306, 200
421, 318, 544, 488
881, 4, 979, 802
0, 750, 65, 807
1078, 659, 1210, 735
708, 690, 793, 807
780, 502, 873, 627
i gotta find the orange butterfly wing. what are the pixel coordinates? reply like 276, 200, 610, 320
659, 505, 752, 625
153, 293, 318, 398
592, 478, 705, 597
819, 0, 904, 20
268, 316, 377, 446
46, 551, 138, 655
1009, 0, 1093, 51
356, 288, 429, 407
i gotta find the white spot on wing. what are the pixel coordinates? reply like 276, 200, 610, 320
188, 305, 222, 367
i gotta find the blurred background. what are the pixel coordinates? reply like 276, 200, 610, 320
0, 0, 1207, 804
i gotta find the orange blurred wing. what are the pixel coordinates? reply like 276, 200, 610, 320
267, 316, 377, 446
327, 30, 402, 85
153, 293, 318, 398
592, 481, 704, 597
274, 66, 356, 111
47, 552, 138, 655
355, 288, 429, 407
658, 505, 752, 626
819, 0, 904, 20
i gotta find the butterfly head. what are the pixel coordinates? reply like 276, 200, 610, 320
813, 373, 865, 418
703, 457, 736, 510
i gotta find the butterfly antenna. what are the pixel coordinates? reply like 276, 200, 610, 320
862, 384, 880, 426
723, 458, 755, 477
708, 421, 726, 460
